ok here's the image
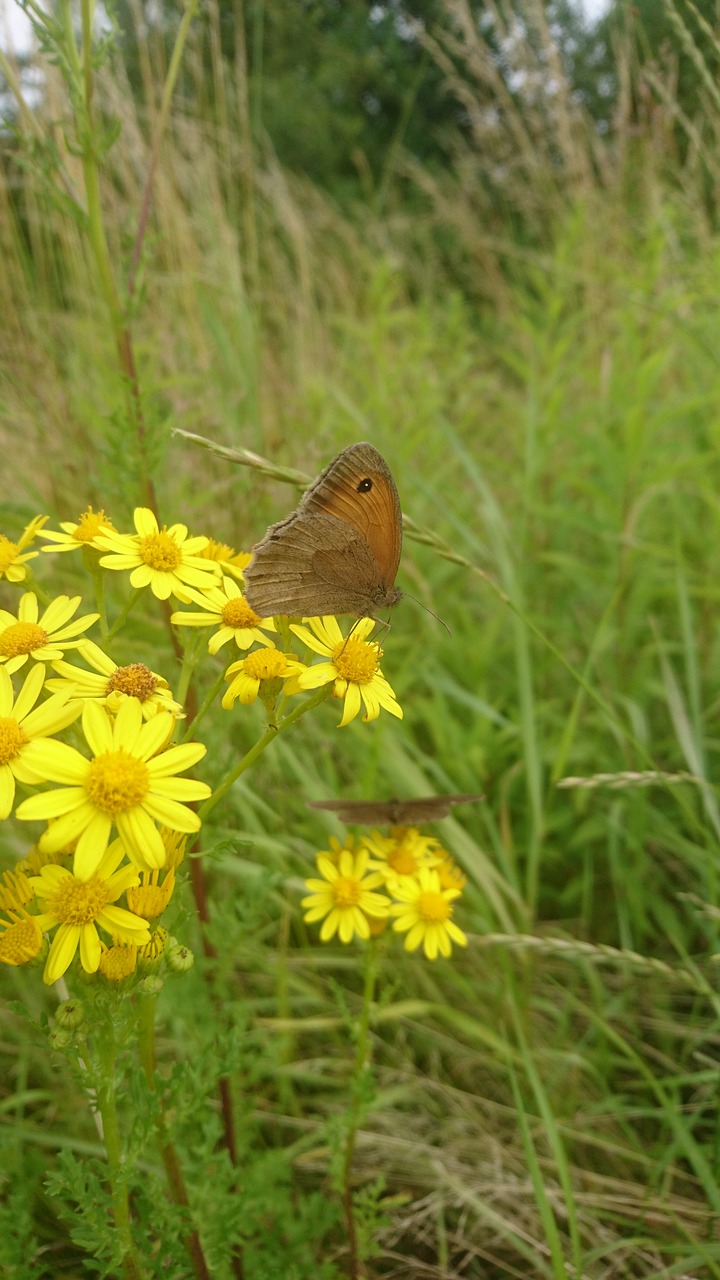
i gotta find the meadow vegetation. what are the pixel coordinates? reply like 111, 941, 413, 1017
2, 0, 720, 1276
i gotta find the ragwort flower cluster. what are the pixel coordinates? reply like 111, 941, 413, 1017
0, 503, 221, 986
0, 494, 408, 988
302, 827, 468, 960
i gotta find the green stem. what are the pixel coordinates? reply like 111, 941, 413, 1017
85, 552, 109, 643
137, 992, 214, 1280
341, 940, 380, 1280
77, 0, 124, 335
127, 0, 200, 299
95, 1034, 143, 1280
174, 630, 205, 709
181, 663, 229, 743
21, 573, 51, 608
198, 685, 332, 823
107, 589, 143, 642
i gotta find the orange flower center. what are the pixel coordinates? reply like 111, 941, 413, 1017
243, 649, 287, 680
417, 891, 451, 923
85, 750, 150, 815
0, 535, 19, 570
106, 663, 158, 702
332, 874, 362, 908
75, 508, 114, 542
49, 874, 110, 925
222, 597, 262, 629
139, 530, 182, 573
331, 636, 380, 686
0, 621, 48, 657
0, 716, 28, 765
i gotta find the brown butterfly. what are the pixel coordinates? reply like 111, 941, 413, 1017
243, 442, 402, 618
308, 794, 484, 825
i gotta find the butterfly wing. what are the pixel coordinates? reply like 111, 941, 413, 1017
244, 442, 403, 617
244, 513, 382, 617
300, 443, 402, 590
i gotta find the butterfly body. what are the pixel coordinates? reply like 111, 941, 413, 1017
244, 442, 402, 618
308, 794, 484, 825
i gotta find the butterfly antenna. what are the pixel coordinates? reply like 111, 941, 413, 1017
401, 591, 452, 635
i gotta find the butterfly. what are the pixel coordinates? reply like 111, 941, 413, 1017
244, 442, 402, 618
308, 794, 483, 825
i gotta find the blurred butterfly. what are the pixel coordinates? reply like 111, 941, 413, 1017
308, 794, 483, 825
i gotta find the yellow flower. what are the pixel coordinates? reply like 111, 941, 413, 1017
222, 646, 307, 708
96, 507, 221, 601
0, 866, 34, 911
197, 540, 253, 580
158, 827, 187, 869
0, 908, 44, 967
126, 865, 176, 920
313, 834, 361, 869
46, 640, 184, 720
141, 925, 169, 964
291, 616, 402, 727
171, 576, 276, 653
362, 826, 441, 888
40, 507, 116, 553
0, 515, 48, 582
389, 866, 467, 960
16, 699, 211, 879
0, 592, 99, 674
301, 846, 390, 944
0, 664, 82, 819
435, 853, 467, 892
28, 840, 151, 984
98, 940, 139, 981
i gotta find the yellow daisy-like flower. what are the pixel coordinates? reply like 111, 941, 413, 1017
0, 664, 82, 819
171, 576, 276, 654
16, 699, 211, 880
0, 592, 99, 675
362, 826, 441, 887
291, 616, 402, 728
95, 507, 221, 601
301, 846, 390, 944
389, 866, 467, 960
197, 540, 253, 581
46, 640, 184, 721
28, 840, 151, 984
40, 506, 116, 553
0, 908, 44, 967
0, 515, 48, 582
222, 646, 307, 708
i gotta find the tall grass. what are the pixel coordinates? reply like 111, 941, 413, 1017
3, 0, 720, 1275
